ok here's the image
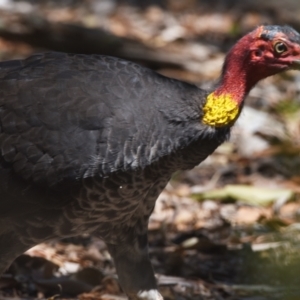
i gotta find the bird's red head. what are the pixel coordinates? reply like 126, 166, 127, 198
232, 25, 300, 84
202, 25, 300, 127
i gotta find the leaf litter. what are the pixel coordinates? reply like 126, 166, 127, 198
0, 0, 300, 299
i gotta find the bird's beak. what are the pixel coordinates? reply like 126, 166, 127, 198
291, 59, 300, 70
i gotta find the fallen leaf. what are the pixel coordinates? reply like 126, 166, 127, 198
194, 185, 294, 206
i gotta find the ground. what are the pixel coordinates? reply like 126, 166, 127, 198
0, 1, 300, 299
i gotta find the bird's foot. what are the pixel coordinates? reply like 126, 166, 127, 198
128, 289, 163, 300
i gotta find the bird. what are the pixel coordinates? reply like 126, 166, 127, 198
0, 25, 300, 300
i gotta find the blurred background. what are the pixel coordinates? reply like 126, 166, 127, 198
0, 0, 300, 299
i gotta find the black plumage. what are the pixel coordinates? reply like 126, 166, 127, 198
0, 52, 227, 299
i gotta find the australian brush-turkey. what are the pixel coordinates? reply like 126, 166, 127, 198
1, 25, 300, 300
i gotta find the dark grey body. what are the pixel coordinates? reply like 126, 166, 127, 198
0, 52, 229, 299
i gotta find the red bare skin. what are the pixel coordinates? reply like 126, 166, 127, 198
214, 26, 300, 105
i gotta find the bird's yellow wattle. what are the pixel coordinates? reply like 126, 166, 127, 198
202, 92, 240, 127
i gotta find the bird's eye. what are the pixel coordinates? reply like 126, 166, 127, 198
274, 42, 288, 54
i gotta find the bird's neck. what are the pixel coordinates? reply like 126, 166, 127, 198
202, 35, 259, 128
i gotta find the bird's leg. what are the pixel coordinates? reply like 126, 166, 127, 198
107, 233, 162, 300
0, 232, 30, 275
